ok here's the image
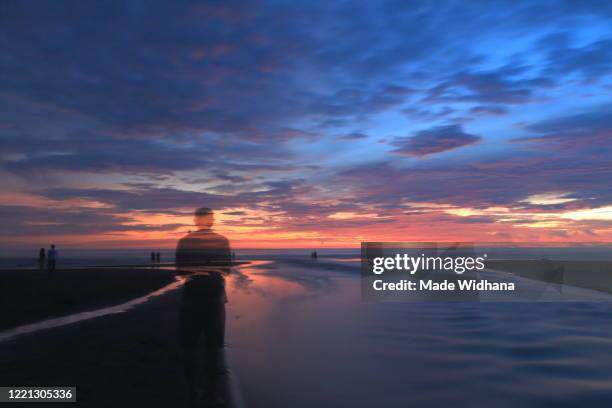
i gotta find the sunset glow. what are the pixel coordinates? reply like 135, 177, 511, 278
2, 2, 612, 249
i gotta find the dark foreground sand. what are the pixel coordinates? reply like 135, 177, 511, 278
0, 286, 190, 406
0, 267, 241, 408
0, 267, 175, 330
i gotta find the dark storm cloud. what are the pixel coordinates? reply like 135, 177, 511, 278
390, 125, 481, 157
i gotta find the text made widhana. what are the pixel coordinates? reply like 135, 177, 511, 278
373, 279, 515, 291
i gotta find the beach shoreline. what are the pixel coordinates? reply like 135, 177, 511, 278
0, 267, 175, 331
0, 264, 247, 408
0, 281, 191, 407
4, 257, 612, 407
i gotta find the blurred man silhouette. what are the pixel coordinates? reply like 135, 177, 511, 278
38, 248, 46, 270
47, 244, 57, 273
176, 207, 231, 407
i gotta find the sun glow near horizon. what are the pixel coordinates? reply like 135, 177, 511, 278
2, 2, 612, 250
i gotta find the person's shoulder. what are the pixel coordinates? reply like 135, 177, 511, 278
177, 230, 229, 248
208, 231, 230, 247
191, 230, 228, 241
208, 231, 229, 242
178, 230, 203, 241
175, 232, 195, 251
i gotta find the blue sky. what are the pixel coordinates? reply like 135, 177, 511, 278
1, 0, 611, 248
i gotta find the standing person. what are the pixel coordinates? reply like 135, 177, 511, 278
151, 251, 156, 265
47, 245, 57, 273
38, 248, 46, 270
176, 207, 232, 407
156, 252, 161, 264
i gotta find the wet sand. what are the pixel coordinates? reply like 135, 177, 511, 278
0, 266, 241, 407
227, 258, 612, 408
4, 258, 612, 407
0, 285, 189, 407
0, 267, 175, 330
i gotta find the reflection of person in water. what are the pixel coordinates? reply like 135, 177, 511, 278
176, 207, 231, 407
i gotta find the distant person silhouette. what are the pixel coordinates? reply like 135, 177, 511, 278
151, 251, 156, 265
38, 248, 46, 270
156, 252, 161, 264
47, 245, 57, 272
176, 207, 231, 407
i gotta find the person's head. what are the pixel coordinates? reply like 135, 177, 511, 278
51, 244, 55, 249
194, 207, 214, 229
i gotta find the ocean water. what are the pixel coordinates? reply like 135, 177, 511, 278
2, 245, 610, 269
0, 248, 360, 268
3, 245, 612, 407
2, 251, 612, 407
225, 257, 612, 408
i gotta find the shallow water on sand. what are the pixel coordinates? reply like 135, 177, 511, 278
226, 258, 612, 408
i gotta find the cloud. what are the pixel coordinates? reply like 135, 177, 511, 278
306, 85, 410, 120
1, 1, 612, 245
223, 211, 248, 216
469, 105, 508, 116
538, 33, 612, 79
0, 205, 182, 236
336, 132, 369, 141
390, 125, 481, 157
511, 105, 612, 149
424, 69, 555, 105
335, 139, 612, 211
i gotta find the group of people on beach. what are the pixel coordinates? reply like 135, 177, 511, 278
150, 251, 162, 265
37, 245, 57, 272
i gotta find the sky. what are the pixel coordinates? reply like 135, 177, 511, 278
1, 0, 612, 249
